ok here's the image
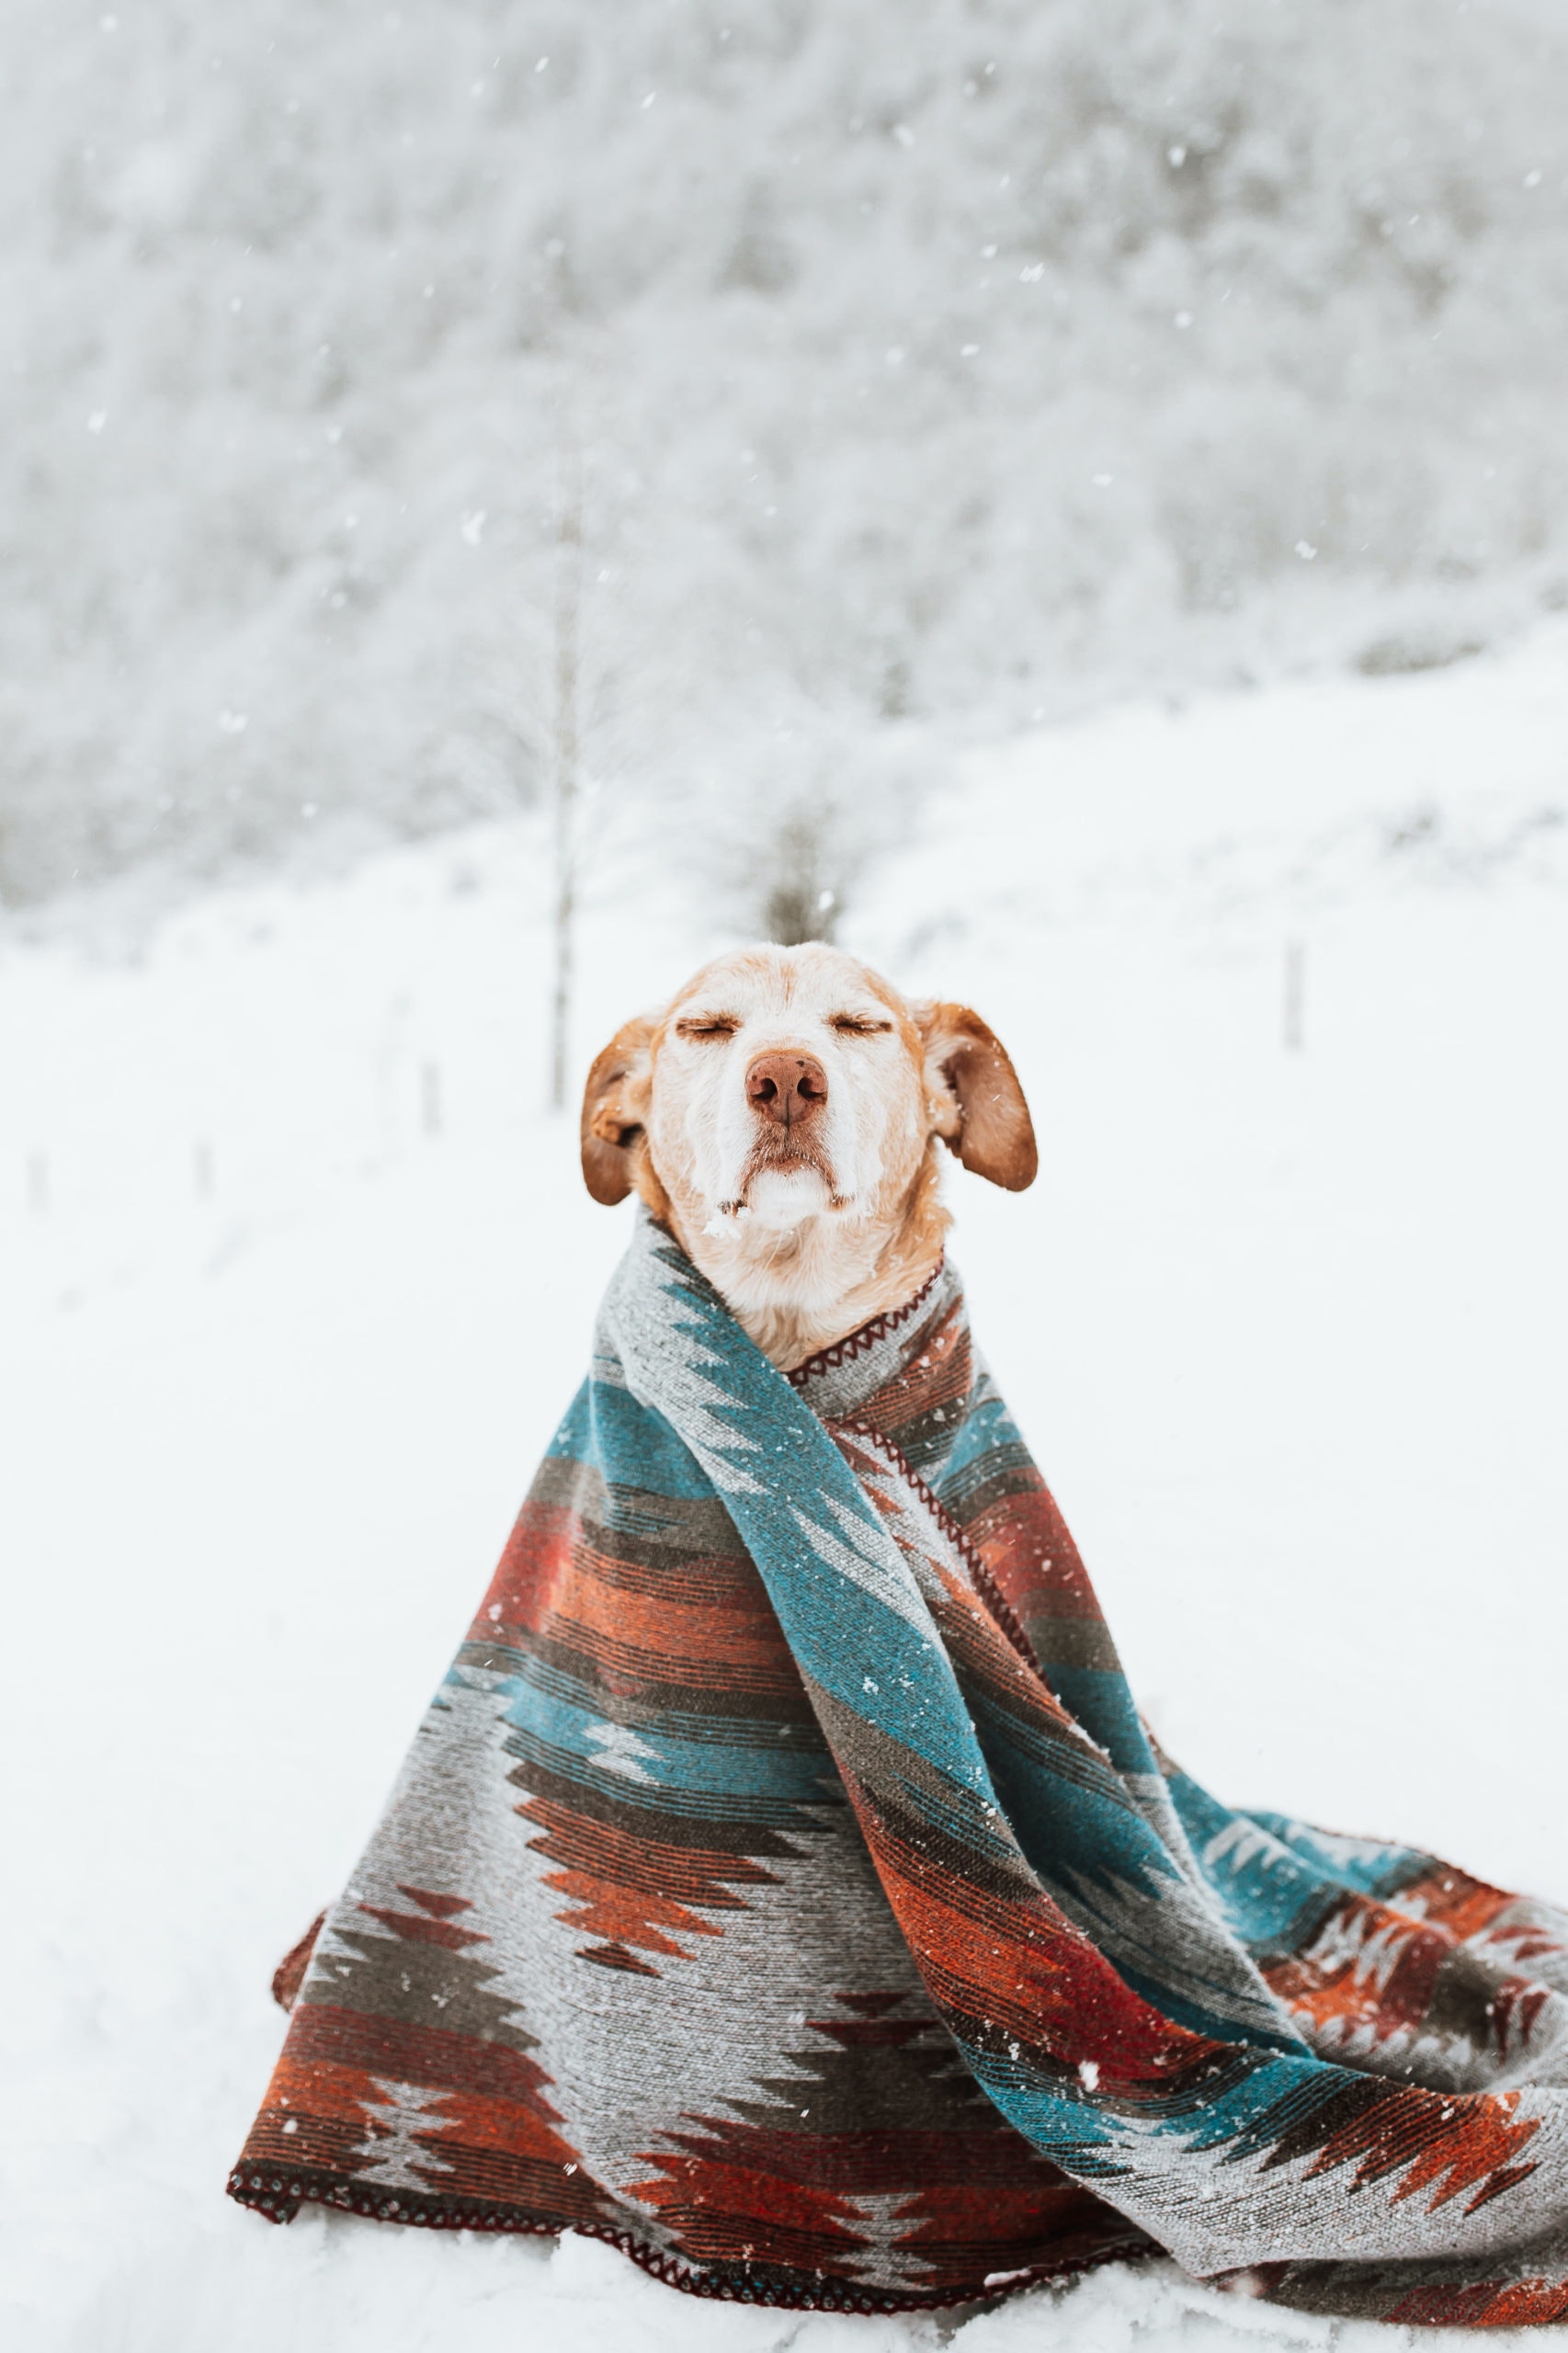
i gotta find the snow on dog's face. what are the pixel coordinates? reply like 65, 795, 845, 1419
647, 944, 921, 1233
580, 943, 1037, 1362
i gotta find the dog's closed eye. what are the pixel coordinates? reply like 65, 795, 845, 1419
830, 1015, 893, 1036
676, 1015, 741, 1040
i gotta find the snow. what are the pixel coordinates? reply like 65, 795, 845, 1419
5, 627, 1568, 2350
6, 0, 1568, 901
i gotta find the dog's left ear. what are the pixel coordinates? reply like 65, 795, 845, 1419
915, 1002, 1039, 1191
580, 1016, 656, 1205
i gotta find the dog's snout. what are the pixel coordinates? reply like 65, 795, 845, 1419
746, 1051, 828, 1129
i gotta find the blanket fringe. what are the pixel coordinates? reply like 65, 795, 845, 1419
785, 1259, 945, 1383
223, 2163, 1147, 2314
840, 1415, 1043, 1677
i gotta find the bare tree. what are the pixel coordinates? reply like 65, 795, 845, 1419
760, 808, 838, 945
550, 426, 583, 1111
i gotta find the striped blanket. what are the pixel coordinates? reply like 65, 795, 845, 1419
231, 1210, 1568, 2324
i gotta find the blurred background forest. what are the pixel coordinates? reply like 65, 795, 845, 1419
5, 0, 1568, 926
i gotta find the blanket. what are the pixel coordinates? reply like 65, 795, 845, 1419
230, 1210, 1568, 2323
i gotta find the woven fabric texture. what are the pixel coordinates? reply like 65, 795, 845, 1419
231, 1211, 1568, 2324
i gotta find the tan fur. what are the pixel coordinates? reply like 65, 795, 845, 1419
580, 944, 1036, 1370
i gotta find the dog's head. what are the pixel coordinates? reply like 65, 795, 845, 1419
579, 945, 1034, 1348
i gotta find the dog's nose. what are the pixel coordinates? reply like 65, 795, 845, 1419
745, 1051, 828, 1129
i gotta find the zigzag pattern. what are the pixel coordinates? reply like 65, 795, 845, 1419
230, 1212, 1568, 2323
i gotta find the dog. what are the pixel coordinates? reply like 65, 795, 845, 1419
579, 941, 1038, 1367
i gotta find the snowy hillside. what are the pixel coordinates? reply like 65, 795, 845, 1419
6, 0, 1568, 903
5, 633, 1567, 2350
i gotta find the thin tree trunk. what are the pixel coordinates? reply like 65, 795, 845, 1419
550, 433, 583, 1112
1284, 937, 1305, 1053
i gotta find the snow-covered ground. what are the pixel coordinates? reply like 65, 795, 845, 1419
5, 630, 1567, 2351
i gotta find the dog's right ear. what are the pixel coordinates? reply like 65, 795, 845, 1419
580, 1016, 656, 1206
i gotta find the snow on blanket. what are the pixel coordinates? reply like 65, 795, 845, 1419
233, 1218, 1568, 2322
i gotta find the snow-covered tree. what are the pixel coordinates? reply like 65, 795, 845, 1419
2, 0, 1565, 906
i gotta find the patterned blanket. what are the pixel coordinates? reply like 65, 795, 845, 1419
231, 1211, 1568, 2324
